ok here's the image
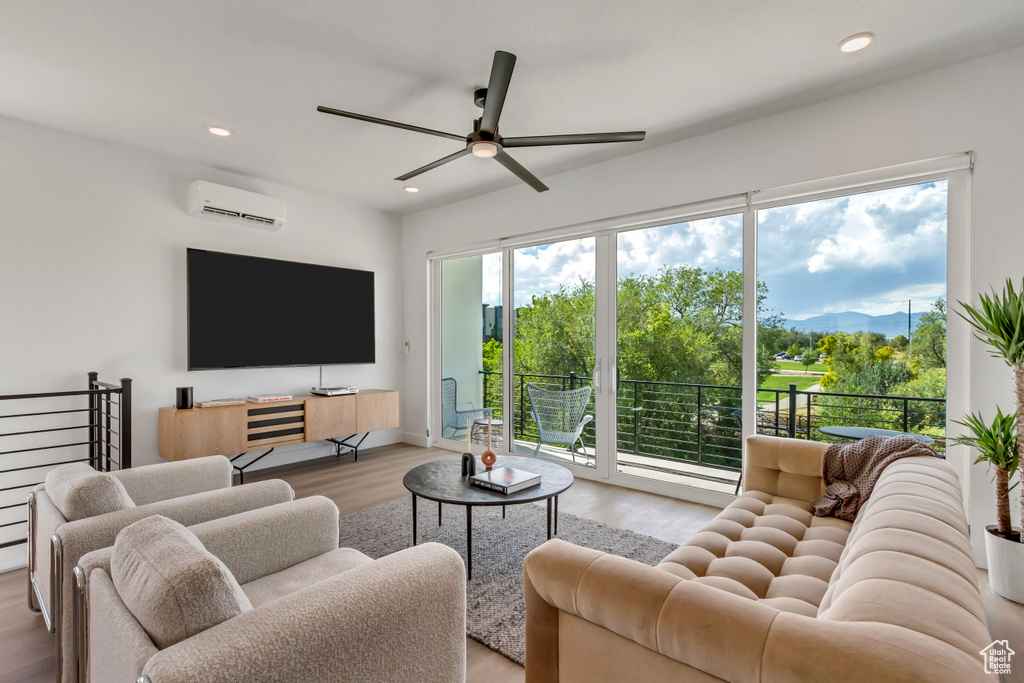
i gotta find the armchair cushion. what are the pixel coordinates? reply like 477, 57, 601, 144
44, 462, 135, 521
242, 547, 373, 607
111, 515, 252, 649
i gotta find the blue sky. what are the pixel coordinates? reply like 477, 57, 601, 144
483, 181, 947, 320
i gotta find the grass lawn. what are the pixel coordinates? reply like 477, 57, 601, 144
774, 360, 828, 373
757, 375, 819, 401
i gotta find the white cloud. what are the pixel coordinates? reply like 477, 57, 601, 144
513, 237, 596, 303
804, 183, 947, 274
617, 215, 743, 277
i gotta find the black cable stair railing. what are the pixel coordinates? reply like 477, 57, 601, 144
0, 372, 131, 550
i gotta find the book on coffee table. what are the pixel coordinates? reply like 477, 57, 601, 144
469, 466, 541, 495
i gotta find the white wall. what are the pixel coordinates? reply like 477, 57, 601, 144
0, 116, 404, 570
402, 46, 1024, 565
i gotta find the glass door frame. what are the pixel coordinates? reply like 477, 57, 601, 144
427, 154, 972, 509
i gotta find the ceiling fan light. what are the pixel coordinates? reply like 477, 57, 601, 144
471, 141, 500, 158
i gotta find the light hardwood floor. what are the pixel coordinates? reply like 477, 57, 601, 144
3, 442, 1023, 682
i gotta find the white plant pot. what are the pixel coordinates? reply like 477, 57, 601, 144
985, 525, 1024, 603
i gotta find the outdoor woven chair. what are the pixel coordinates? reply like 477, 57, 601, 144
525, 383, 593, 464
441, 377, 493, 438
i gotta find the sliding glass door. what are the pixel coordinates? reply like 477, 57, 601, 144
756, 181, 948, 450
510, 237, 597, 469
613, 215, 745, 493
438, 253, 505, 452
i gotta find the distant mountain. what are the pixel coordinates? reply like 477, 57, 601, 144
783, 311, 927, 339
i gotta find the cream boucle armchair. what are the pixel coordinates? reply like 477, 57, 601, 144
75, 496, 467, 683
28, 455, 295, 682
524, 434, 990, 682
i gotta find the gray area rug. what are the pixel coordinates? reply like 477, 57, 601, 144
338, 497, 678, 665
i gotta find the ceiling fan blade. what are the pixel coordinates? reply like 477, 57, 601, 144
494, 151, 549, 193
479, 51, 516, 135
395, 148, 471, 181
317, 106, 465, 142
502, 131, 646, 147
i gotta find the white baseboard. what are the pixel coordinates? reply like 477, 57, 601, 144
402, 431, 430, 448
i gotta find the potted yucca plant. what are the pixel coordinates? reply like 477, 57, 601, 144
952, 410, 1021, 600
959, 278, 1024, 600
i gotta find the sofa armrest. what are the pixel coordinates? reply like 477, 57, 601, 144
87, 568, 158, 683
743, 434, 827, 503
30, 489, 67, 628
188, 496, 340, 584
111, 456, 233, 506
141, 543, 467, 683
524, 539, 780, 683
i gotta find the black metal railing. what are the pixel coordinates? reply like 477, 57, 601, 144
479, 371, 944, 479
0, 372, 132, 550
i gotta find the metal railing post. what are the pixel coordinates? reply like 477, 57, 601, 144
788, 383, 797, 438
806, 392, 812, 439
104, 390, 112, 472
120, 378, 132, 469
634, 382, 640, 453
569, 372, 576, 391
88, 371, 98, 469
774, 391, 781, 435
696, 385, 703, 464
519, 374, 525, 439
902, 397, 909, 433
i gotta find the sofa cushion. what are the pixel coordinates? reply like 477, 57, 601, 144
111, 515, 252, 649
659, 491, 851, 615
817, 456, 990, 661
241, 547, 373, 608
44, 462, 135, 521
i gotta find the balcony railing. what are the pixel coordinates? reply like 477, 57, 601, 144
480, 371, 945, 477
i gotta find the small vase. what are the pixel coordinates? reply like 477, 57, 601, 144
461, 452, 476, 477
481, 449, 496, 470
985, 525, 1024, 603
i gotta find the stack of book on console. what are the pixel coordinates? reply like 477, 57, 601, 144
470, 466, 541, 494
247, 394, 293, 403
196, 398, 246, 408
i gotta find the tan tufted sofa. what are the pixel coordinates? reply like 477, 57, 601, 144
524, 434, 989, 682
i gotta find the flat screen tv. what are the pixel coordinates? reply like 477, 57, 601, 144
187, 249, 375, 370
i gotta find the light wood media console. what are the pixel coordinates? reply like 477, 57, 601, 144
159, 389, 399, 480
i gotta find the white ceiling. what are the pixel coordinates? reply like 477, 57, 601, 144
3, 1, 1024, 215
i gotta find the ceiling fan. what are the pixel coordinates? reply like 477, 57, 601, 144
317, 50, 646, 193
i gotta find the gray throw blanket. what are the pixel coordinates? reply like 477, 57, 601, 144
812, 435, 937, 522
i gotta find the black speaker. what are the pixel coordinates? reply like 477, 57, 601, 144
176, 386, 193, 410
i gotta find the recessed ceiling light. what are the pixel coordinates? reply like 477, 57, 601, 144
839, 33, 873, 53
404, 186, 419, 193
207, 126, 232, 137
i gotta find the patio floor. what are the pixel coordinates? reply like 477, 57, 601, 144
509, 439, 740, 495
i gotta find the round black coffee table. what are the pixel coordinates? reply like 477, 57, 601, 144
403, 455, 574, 579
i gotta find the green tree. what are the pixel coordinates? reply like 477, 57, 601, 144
890, 334, 909, 352
482, 339, 502, 373
911, 298, 946, 368
787, 342, 802, 358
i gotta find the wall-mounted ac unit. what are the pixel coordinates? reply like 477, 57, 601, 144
187, 180, 286, 229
